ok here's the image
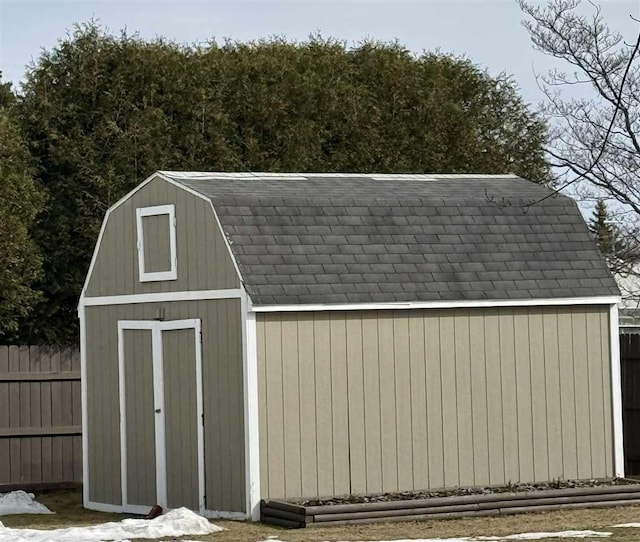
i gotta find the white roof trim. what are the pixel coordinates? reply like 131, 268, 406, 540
80, 288, 242, 307
159, 170, 521, 182
250, 296, 621, 313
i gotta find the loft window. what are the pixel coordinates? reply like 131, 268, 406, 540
136, 204, 177, 282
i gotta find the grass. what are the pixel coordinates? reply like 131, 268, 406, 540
2, 489, 640, 541
1, 490, 124, 529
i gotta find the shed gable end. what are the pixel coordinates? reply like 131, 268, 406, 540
84, 176, 240, 297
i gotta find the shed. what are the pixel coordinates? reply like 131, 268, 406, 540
79, 171, 623, 520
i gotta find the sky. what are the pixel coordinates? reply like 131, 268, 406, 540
0, 0, 638, 106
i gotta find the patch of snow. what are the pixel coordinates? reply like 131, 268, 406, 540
477, 531, 612, 540
325, 539, 473, 542
0, 491, 53, 516
0, 507, 222, 542
611, 522, 640, 527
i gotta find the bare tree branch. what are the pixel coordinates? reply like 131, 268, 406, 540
517, 0, 640, 234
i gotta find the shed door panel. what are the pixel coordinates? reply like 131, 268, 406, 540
163, 328, 199, 510
123, 329, 157, 507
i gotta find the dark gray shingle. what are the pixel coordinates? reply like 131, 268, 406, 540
164, 172, 620, 305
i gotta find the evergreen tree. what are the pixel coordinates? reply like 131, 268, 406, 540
589, 199, 639, 275
0, 74, 44, 341
17, 24, 552, 343
589, 200, 617, 256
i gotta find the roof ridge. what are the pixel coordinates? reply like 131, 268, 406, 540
160, 170, 522, 181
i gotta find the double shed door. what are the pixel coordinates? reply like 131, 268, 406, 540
118, 319, 204, 514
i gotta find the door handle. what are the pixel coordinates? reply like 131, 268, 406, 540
155, 408, 161, 413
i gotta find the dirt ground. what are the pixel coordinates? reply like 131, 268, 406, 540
3, 489, 640, 541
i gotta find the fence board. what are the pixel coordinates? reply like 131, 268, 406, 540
0, 346, 82, 489
30, 347, 42, 483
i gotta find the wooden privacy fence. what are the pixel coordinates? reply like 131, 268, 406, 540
0, 346, 82, 490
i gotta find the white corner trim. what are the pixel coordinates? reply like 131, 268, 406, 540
251, 296, 622, 313
241, 289, 261, 521
79, 305, 89, 508
610, 303, 625, 477
136, 204, 178, 282
81, 288, 242, 307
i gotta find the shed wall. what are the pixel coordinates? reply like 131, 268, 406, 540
85, 299, 245, 512
85, 177, 239, 297
256, 305, 613, 500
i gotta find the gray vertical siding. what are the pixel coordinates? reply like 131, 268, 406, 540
123, 329, 156, 506
256, 305, 614, 500
85, 299, 245, 512
163, 328, 198, 510
85, 176, 239, 297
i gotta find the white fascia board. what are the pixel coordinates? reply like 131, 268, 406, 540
250, 295, 621, 313
79, 209, 110, 308
610, 303, 624, 477
80, 288, 242, 307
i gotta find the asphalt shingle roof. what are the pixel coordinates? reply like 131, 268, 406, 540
162, 172, 619, 305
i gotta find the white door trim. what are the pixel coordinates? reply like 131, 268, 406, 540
117, 319, 204, 515
151, 324, 167, 507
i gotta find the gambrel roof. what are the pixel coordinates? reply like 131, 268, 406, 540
162, 171, 619, 305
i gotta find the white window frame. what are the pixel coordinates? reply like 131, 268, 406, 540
136, 204, 177, 282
